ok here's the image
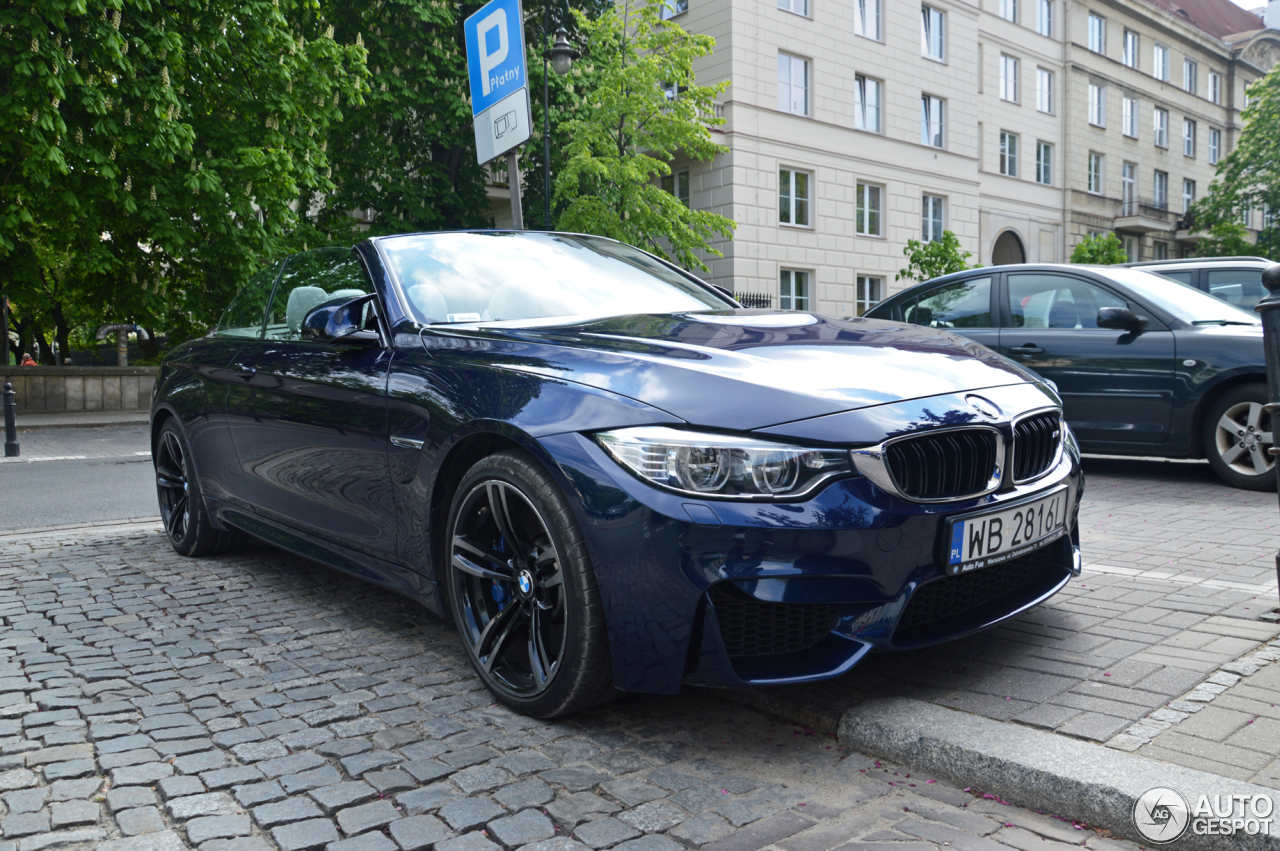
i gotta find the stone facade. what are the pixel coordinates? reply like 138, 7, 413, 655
0, 367, 158, 414
649, 0, 1280, 314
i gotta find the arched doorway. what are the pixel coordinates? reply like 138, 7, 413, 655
992, 230, 1026, 265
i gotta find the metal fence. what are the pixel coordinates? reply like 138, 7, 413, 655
734, 291, 774, 309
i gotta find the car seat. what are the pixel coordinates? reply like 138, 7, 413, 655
285, 287, 330, 334
1047, 297, 1080, 329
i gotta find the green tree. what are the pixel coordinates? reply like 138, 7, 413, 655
896, 231, 977, 284
553, 0, 733, 270
3, 0, 368, 347
1194, 221, 1256, 258
315, 0, 491, 240
1189, 65, 1280, 261
1069, 233, 1129, 264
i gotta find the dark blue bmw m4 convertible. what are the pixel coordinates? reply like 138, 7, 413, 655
151, 231, 1084, 717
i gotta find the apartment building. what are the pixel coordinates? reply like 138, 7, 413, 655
640, 0, 1280, 314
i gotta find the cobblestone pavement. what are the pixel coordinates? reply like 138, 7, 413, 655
0, 521, 1144, 851
734, 457, 1280, 770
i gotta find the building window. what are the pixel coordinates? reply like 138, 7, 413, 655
1123, 30, 1139, 68
1154, 107, 1168, 148
779, 168, 811, 227
1121, 162, 1137, 213
1182, 179, 1195, 213
1154, 44, 1170, 81
1154, 170, 1168, 209
1035, 141, 1052, 185
1121, 236, 1137, 261
778, 0, 809, 16
1000, 131, 1019, 177
1000, 0, 1017, 23
1209, 127, 1221, 164
662, 170, 690, 207
856, 183, 883, 236
856, 276, 883, 315
922, 195, 944, 242
1209, 72, 1222, 104
1242, 204, 1252, 229
921, 95, 944, 147
855, 75, 881, 133
1153, 241, 1167, 260
780, 270, 811, 310
1036, 68, 1053, 113
855, 0, 882, 40
1000, 56, 1019, 103
778, 53, 809, 116
922, 6, 945, 61
1088, 83, 1106, 127
1122, 96, 1139, 138
1087, 13, 1105, 54
1184, 59, 1198, 95
1183, 118, 1196, 157
659, 0, 688, 19
1087, 152, 1103, 194
1036, 0, 1052, 36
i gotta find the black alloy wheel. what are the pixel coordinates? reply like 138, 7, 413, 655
446, 451, 615, 717
154, 420, 239, 556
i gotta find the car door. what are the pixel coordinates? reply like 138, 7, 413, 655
998, 272, 1176, 445
225, 247, 398, 559
894, 274, 1000, 352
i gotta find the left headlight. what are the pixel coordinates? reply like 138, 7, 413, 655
594, 426, 855, 500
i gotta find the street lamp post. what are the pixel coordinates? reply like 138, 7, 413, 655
1255, 262, 1280, 608
535, 0, 579, 230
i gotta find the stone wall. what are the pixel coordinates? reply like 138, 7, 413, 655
0, 367, 158, 413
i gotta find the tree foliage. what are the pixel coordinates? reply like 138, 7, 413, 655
1194, 221, 1257, 258
896, 231, 977, 284
553, 0, 733, 270
2, 0, 367, 350
1190, 64, 1280, 261
314, 0, 491, 240
1069, 233, 1129, 265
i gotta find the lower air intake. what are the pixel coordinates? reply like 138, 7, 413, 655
707, 582, 842, 658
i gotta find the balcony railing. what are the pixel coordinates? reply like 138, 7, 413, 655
1118, 198, 1173, 220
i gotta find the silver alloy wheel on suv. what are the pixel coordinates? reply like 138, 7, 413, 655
1204, 384, 1277, 491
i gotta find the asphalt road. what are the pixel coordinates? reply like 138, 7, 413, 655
1, 423, 157, 532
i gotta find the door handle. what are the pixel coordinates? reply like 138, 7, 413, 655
1008, 344, 1045, 355
233, 365, 256, 380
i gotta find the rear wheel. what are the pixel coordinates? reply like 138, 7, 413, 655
445, 450, 615, 718
155, 421, 240, 555
1203, 384, 1277, 491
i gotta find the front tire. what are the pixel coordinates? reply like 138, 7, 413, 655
154, 420, 240, 556
1203, 384, 1277, 491
445, 450, 615, 718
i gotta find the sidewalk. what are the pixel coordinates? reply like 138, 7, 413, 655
13, 410, 149, 429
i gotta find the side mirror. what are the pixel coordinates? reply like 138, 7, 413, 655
1097, 306, 1147, 331
302, 294, 379, 343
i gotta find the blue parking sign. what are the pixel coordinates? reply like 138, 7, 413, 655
465, 0, 528, 118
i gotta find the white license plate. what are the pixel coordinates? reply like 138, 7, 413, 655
945, 487, 1068, 575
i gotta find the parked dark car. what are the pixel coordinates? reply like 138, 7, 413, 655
865, 264, 1273, 490
152, 232, 1082, 717
1124, 256, 1279, 310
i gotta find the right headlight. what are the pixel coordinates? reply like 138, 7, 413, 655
594, 426, 855, 500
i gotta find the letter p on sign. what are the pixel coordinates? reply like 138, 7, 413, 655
477, 9, 508, 96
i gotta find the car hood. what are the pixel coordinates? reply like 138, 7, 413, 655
424, 311, 1038, 430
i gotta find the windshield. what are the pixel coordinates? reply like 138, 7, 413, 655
379, 232, 732, 324
1097, 268, 1260, 325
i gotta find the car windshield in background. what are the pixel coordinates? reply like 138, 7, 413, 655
1099, 268, 1260, 326
380, 232, 730, 324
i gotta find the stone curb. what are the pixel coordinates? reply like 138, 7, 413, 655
837, 697, 1280, 850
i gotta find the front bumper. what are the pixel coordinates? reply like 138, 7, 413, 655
537, 423, 1083, 695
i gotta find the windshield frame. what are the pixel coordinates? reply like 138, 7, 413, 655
372, 231, 738, 328
1093, 267, 1261, 327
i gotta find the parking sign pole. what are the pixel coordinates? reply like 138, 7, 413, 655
507, 149, 524, 230
1255, 263, 1280, 606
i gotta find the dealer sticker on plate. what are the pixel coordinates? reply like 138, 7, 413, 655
946, 486, 1068, 575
